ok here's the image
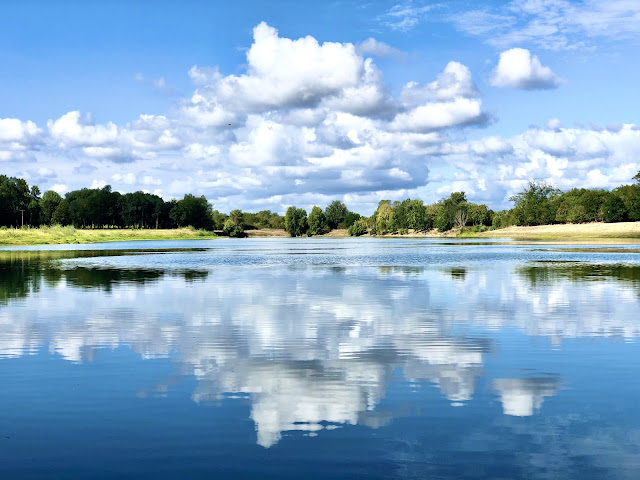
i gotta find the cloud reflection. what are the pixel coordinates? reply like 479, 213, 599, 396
1, 253, 640, 446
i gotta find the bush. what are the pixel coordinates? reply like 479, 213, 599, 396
348, 219, 368, 236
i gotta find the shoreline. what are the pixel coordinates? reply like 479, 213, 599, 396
2, 221, 640, 246
0, 226, 218, 246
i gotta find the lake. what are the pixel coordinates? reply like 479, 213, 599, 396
1, 238, 640, 479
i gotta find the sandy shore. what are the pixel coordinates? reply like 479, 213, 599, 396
474, 221, 640, 241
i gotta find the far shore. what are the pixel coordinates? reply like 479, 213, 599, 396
2, 221, 640, 246
470, 221, 640, 241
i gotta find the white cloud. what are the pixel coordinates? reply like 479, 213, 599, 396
450, 0, 640, 50
0, 118, 42, 162
379, 3, 437, 31
401, 62, 479, 104
48, 111, 119, 148
390, 97, 485, 132
112, 173, 136, 185
491, 48, 560, 89
356, 38, 406, 60
50, 184, 68, 194
2, 22, 640, 213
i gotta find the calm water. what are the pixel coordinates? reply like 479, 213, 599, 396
2, 238, 640, 479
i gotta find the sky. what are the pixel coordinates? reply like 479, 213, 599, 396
1, 0, 640, 214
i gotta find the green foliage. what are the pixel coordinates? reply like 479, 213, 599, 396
40, 190, 62, 226
554, 188, 607, 224
169, 194, 214, 230
223, 209, 246, 237
435, 192, 468, 231
343, 211, 361, 228
211, 210, 228, 230
467, 203, 492, 226
325, 200, 347, 229
389, 199, 427, 232
51, 200, 71, 226
243, 210, 284, 230
372, 200, 393, 234
284, 206, 308, 237
602, 194, 627, 222
308, 206, 329, 235
348, 218, 368, 236
509, 181, 561, 226
0, 175, 32, 227
615, 185, 640, 221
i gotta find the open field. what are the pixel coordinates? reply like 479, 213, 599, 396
470, 221, 640, 241
0, 226, 218, 246
245, 228, 290, 237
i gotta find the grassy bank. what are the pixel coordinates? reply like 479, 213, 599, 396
0, 226, 218, 246
460, 221, 640, 241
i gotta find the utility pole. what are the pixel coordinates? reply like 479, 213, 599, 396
20, 209, 25, 227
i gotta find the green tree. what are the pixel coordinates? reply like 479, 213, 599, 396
169, 194, 214, 229
602, 194, 627, 222
343, 211, 361, 228
0, 175, 31, 226
27, 185, 42, 226
406, 199, 427, 231
615, 185, 640, 221
211, 210, 227, 230
40, 190, 63, 225
308, 206, 329, 235
51, 199, 71, 225
284, 206, 308, 237
510, 181, 561, 226
348, 218, 368, 236
223, 209, 246, 237
373, 200, 393, 234
434, 192, 467, 231
325, 200, 347, 229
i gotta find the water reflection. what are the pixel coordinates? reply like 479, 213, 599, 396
1, 249, 640, 449
493, 377, 561, 416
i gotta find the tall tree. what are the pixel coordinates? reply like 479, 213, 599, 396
324, 200, 347, 229
169, 194, 214, 230
308, 206, 328, 235
284, 206, 308, 237
40, 190, 62, 225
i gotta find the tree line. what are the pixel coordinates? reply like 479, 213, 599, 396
1, 171, 639, 236
0, 176, 214, 229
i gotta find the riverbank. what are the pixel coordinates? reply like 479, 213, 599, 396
467, 221, 640, 241
0, 226, 218, 246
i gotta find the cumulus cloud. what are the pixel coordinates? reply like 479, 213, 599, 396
491, 48, 560, 89
2, 22, 640, 214
0, 118, 42, 162
25, 24, 491, 211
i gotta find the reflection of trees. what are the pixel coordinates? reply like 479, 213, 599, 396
0, 249, 209, 301
517, 262, 640, 289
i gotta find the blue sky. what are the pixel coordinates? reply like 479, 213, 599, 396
1, 0, 639, 214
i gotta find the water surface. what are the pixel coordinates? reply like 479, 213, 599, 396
2, 238, 640, 479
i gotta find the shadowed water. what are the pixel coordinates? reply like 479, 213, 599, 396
1, 238, 640, 479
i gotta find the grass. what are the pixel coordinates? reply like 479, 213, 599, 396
458, 221, 640, 241
0, 225, 218, 246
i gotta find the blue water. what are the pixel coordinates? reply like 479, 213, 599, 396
1, 238, 640, 479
